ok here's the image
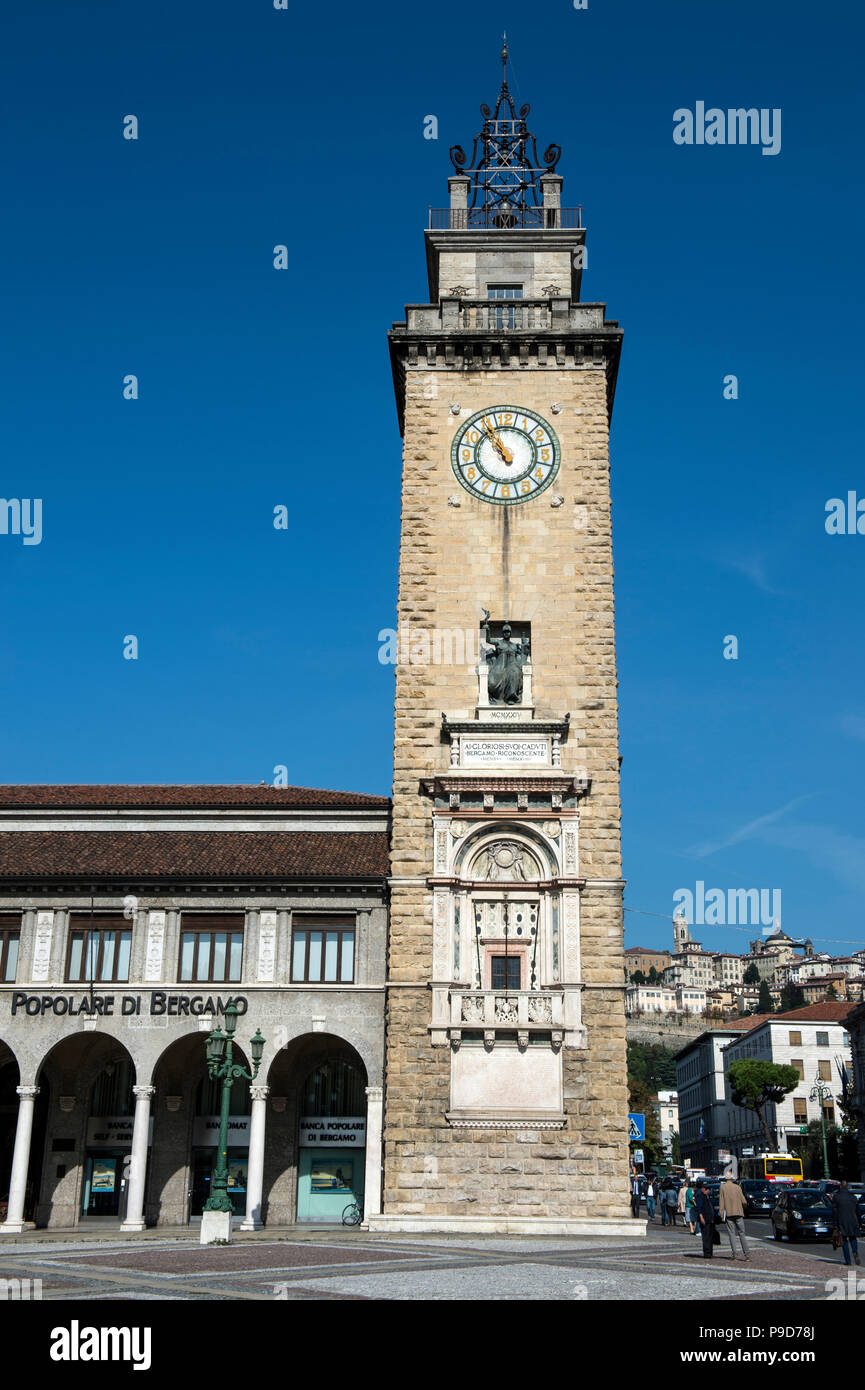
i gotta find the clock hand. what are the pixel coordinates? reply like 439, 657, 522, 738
482, 420, 514, 464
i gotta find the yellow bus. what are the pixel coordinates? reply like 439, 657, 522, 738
739, 1153, 803, 1184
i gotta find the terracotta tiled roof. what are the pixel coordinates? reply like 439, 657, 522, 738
0, 831, 389, 880
0, 785, 390, 810
770, 1001, 855, 1023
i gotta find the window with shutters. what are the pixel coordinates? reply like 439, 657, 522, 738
178, 914, 244, 983
291, 916, 355, 983
67, 916, 132, 983
0, 916, 20, 982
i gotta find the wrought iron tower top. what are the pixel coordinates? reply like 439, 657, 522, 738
449, 36, 562, 219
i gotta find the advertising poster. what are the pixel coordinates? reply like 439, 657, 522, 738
227, 1159, 247, 1194
310, 1161, 353, 1193
91, 1159, 116, 1193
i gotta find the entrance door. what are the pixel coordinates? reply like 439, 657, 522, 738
297, 1148, 363, 1222
189, 1148, 249, 1217
81, 1151, 129, 1218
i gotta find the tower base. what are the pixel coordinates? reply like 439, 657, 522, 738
366, 1214, 642, 1238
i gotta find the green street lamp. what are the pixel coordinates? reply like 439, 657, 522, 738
808, 1073, 833, 1180
203, 1001, 266, 1215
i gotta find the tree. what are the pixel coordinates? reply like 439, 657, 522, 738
647, 965, 660, 984
757, 980, 774, 1014
671, 1129, 682, 1164
630, 970, 646, 985
626, 1041, 678, 1091
802, 1119, 859, 1180
743, 962, 760, 985
780, 982, 805, 1012
727, 1059, 800, 1151
825, 983, 838, 1000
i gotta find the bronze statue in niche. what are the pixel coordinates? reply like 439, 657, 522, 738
481, 609, 530, 704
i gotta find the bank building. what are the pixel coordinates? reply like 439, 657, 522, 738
0, 54, 631, 1236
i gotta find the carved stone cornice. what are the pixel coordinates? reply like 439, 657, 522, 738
422, 773, 589, 797
442, 717, 570, 737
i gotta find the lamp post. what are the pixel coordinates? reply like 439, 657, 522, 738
201, 1000, 265, 1244
808, 1073, 832, 1180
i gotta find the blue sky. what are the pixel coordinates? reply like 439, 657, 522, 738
2, 0, 864, 955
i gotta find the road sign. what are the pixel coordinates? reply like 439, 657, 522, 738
628, 1113, 645, 1141
633, 1149, 644, 1166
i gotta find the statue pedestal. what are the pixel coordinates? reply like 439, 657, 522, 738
476, 705, 535, 723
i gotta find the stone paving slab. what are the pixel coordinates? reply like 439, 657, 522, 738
60, 1241, 418, 1274
271, 1260, 799, 1301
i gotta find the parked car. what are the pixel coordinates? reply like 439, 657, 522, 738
771, 1190, 835, 1242
740, 1178, 778, 1216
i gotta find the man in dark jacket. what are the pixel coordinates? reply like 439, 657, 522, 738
832, 1180, 861, 1267
694, 1179, 716, 1258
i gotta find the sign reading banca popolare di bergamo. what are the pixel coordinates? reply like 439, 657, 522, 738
9, 990, 247, 1018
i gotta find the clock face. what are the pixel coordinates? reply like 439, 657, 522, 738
451, 405, 561, 505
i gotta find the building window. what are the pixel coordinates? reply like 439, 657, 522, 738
67, 916, 132, 983
824, 1103, 835, 1125
488, 284, 523, 329
793, 1099, 807, 1123
816, 1031, 829, 1046
0, 918, 20, 982
491, 955, 521, 991
789, 1031, 802, 1046
179, 914, 244, 983
818, 1059, 832, 1082
791, 1058, 804, 1080
291, 916, 355, 984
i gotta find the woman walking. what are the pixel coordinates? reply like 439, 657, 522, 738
684, 1179, 697, 1234
677, 1179, 688, 1228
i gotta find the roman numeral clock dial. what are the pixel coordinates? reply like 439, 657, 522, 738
451, 406, 561, 504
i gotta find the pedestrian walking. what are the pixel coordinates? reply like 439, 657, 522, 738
659, 1178, 669, 1225
664, 1180, 678, 1227
677, 1180, 688, 1228
831, 1180, 861, 1267
694, 1179, 716, 1258
646, 1176, 657, 1222
719, 1172, 751, 1260
631, 1174, 641, 1218
685, 1180, 697, 1234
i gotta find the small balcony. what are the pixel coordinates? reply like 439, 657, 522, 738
401, 299, 609, 335
429, 206, 583, 230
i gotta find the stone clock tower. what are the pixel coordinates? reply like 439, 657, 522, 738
369, 51, 633, 1235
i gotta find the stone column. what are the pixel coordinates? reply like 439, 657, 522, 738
240, 1084, 270, 1231
363, 1086, 383, 1220
120, 1084, 155, 1232
2, 1086, 40, 1234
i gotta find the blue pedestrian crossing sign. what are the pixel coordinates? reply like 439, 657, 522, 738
628, 1113, 645, 1141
